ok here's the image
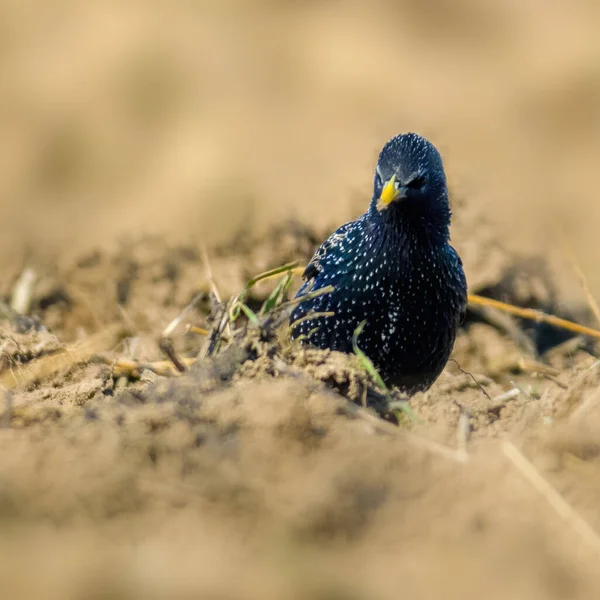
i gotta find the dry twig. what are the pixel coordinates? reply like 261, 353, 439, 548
559, 231, 600, 326
10, 268, 37, 315
503, 440, 600, 555
0, 324, 128, 390
468, 293, 600, 340
159, 292, 207, 373
96, 356, 196, 378
346, 401, 468, 463
455, 402, 471, 458
200, 244, 222, 304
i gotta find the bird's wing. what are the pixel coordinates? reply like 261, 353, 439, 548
302, 221, 355, 282
448, 244, 468, 325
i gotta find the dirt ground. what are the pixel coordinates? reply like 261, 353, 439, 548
2, 2, 600, 599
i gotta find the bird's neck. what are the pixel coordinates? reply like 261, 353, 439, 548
372, 200, 451, 249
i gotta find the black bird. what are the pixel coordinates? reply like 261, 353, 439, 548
290, 133, 467, 394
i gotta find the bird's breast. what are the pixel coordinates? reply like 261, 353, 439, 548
343, 240, 463, 370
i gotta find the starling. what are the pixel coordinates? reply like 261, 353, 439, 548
290, 133, 467, 394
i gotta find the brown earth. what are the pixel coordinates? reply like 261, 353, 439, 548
2, 2, 600, 599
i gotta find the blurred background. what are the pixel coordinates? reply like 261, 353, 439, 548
2, 0, 600, 298
3, 3, 600, 599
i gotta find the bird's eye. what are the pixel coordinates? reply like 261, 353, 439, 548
407, 175, 425, 190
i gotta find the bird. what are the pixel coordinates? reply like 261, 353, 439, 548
289, 133, 467, 394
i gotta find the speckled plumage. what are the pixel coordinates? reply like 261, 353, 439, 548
290, 133, 467, 394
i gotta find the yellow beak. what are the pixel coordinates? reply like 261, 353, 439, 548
379, 174, 400, 205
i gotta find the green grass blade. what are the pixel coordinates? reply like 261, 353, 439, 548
238, 302, 261, 327
260, 271, 293, 315
352, 320, 387, 391
232, 262, 299, 321
352, 320, 419, 423
276, 285, 334, 313
246, 262, 298, 288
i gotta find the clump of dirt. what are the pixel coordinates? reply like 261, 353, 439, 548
0, 328, 63, 373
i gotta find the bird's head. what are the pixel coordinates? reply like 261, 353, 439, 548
372, 133, 451, 239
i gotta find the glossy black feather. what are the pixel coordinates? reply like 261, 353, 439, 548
290, 133, 467, 394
